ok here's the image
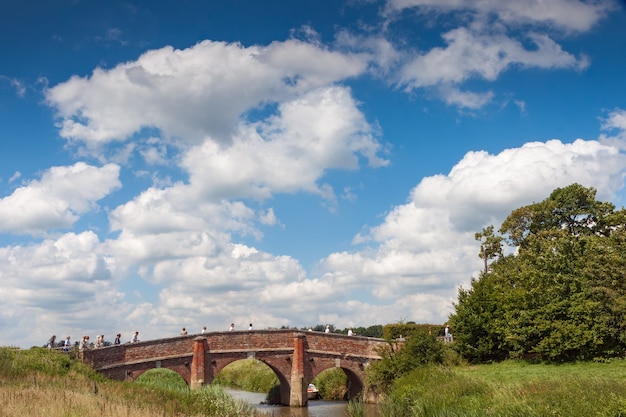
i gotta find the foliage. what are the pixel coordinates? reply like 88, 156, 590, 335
347, 397, 365, 417
382, 323, 443, 340
475, 225, 504, 274
450, 184, 626, 362
134, 368, 189, 392
313, 367, 347, 400
213, 358, 278, 393
366, 329, 444, 393
348, 324, 384, 337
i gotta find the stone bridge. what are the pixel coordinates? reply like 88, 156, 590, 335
80, 329, 388, 406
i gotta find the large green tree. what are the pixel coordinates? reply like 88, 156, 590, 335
450, 184, 626, 362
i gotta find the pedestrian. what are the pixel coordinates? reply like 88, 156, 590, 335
229, 323, 234, 331
64, 336, 72, 351
132, 331, 140, 343
201, 326, 207, 333
325, 325, 330, 333
114, 333, 121, 345
248, 323, 253, 331
444, 325, 450, 343
180, 327, 188, 335
348, 327, 354, 336
47, 335, 56, 349
79, 335, 89, 350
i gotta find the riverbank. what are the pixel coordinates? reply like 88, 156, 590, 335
0, 347, 267, 417
5, 346, 626, 416
380, 360, 626, 416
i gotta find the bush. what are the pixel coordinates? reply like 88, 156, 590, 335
366, 329, 444, 394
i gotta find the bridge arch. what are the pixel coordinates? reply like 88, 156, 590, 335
81, 330, 386, 407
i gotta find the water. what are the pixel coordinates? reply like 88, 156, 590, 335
225, 389, 379, 417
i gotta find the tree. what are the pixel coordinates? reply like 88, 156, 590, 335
475, 225, 504, 274
450, 184, 626, 362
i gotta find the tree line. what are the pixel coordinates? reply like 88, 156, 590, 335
449, 183, 626, 362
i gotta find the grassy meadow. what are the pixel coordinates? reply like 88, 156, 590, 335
0, 346, 267, 417
381, 360, 626, 417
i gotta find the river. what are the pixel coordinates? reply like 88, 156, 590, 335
225, 389, 380, 417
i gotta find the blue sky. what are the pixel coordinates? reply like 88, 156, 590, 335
2, 0, 626, 348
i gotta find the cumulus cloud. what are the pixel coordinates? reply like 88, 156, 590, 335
0, 231, 130, 347
0, 163, 121, 235
181, 86, 388, 201
44, 39, 369, 152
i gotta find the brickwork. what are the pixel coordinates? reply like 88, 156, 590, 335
81, 329, 387, 406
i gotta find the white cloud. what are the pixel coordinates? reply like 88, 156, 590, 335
181, 86, 388, 201
384, 0, 612, 32
600, 109, 626, 149
44, 39, 369, 151
398, 27, 587, 93
0, 163, 121, 235
0, 231, 130, 348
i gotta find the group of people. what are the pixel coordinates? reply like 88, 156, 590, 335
48, 331, 141, 351
50, 323, 361, 351
47, 335, 73, 350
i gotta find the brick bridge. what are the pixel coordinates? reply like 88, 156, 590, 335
80, 329, 388, 406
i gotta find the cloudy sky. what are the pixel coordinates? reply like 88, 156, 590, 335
1, 0, 626, 348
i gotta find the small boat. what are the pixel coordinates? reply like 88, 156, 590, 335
307, 383, 319, 400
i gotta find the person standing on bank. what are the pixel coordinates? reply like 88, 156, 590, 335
114, 334, 121, 345
132, 331, 140, 343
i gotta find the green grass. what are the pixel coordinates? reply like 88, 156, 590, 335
380, 360, 626, 417
0, 347, 268, 417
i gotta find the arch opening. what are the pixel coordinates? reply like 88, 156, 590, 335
134, 368, 189, 391
213, 357, 279, 394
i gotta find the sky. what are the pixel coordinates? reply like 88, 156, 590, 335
1, 0, 626, 348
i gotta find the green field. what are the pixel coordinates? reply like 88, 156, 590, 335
381, 360, 626, 417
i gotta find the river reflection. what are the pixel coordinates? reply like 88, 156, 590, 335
225, 389, 379, 417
